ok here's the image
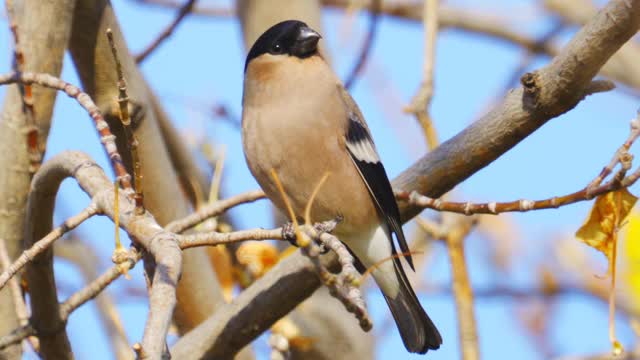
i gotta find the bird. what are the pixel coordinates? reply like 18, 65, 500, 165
241, 20, 442, 354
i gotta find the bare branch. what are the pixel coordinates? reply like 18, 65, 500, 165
0, 203, 99, 290
0, 325, 35, 351
544, 0, 640, 93
397, 111, 640, 215
170, 252, 325, 359
405, 0, 440, 149
107, 29, 144, 214
171, 222, 372, 359
443, 218, 479, 360
343, 0, 380, 90
55, 239, 134, 360
59, 248, 141, 321
393, 0, 640, 220
0, 71, 134, 192
135, 0, 197, 63
166, 189, 265, 233
178, 228, 282, 248
0, 239, 34, 351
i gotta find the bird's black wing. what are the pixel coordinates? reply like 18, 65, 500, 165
343, 108, 415, 270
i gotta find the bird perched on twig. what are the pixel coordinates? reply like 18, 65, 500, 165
241, 20, 442, 354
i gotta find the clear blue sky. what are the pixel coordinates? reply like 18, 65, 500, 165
1, 0, 638, 359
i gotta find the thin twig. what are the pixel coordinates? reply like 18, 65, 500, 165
166, 189, 265, 233
317, 231, 371, 330
400, 115, 640, 216
0, 324, 35, 350
0, 202, 100, 290
343, 0, 380, 89
107, 29, 144, 214
5, 0, 40, 173
0, 71, 134, 192
55, 239, 133, 360
0, 249, 141, 352
444, 217, 479, 360
399, 173, 638, 216
0, 238, 36, 350
178, 228, 283, 249
588, 113, 640, 191
135, 0, 197, 63
59, 248, 141, 319
405, 0, 440, 150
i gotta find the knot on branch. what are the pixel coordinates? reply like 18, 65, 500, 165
521, 71, 543, 112
107, 100, 146, 130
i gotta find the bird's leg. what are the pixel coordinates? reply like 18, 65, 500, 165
281, 216, 342, 252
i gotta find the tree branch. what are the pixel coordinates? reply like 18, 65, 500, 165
135, 0, 196, 63
0, 1, 77, 357
55, 239, 134, 360
70, 0, 226, 336
393, 0, 640, 220
0, 203, 99, 290
22, 151, 181, 360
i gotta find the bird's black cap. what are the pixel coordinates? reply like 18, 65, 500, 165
244, 20, 321, 72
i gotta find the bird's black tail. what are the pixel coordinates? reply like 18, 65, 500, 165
382, 256, 442, 354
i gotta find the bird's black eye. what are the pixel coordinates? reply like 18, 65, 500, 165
270, 43, 283, 54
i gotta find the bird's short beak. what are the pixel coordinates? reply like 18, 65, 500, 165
292, 26, 321, 57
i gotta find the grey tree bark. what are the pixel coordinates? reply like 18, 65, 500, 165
0, 0, 77, 358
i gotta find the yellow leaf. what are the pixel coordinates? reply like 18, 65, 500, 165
236, 242, 280, 278
575, 188, 637, 353
279, 245, 298, 260
576, 189, 637, 259
206, 245, 235, 302
623, 211, 640, 310
272, 317, 315, 352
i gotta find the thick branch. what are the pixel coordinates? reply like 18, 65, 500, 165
0, 1, 77, 357
544, 0, 640, 92
170, 253, 327, 359
24, 151, 85, 359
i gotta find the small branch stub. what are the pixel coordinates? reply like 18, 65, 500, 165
106, 28, 145, 215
